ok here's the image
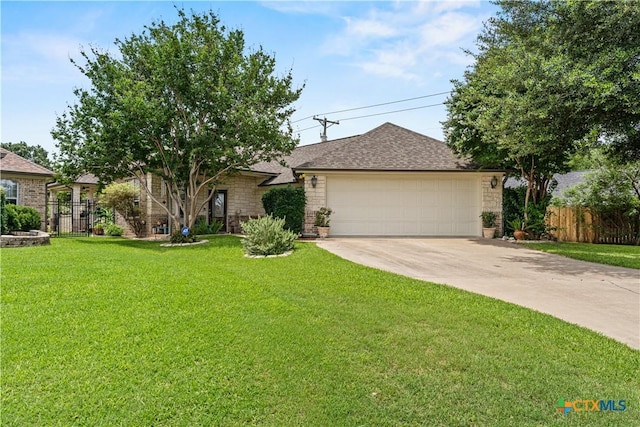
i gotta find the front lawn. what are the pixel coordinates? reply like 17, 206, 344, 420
525, 242, 640, 269
2, 237, 638, 426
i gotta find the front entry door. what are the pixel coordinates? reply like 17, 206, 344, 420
209, 190, 227, 231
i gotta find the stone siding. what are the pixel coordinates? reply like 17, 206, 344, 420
481, 174, 504, 236
136, 173, 268, 235
302, 174, 327, 234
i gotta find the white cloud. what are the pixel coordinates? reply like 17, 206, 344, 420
419, 12, 482, 48
259, 1, 345, 16
3, 32, 82, 61
1, 33, 84, 84
319, 1, 491, 82
344, 16, 397, 39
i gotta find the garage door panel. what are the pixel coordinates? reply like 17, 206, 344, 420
327, 175, 481, 236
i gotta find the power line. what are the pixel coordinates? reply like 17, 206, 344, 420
295, 101, 445, 138
296, 124, 321, 133
291, 91, 450, 124
338, 102, 443, 122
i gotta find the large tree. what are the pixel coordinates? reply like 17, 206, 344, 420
0, 141, 53, 170
443, 0, 640, 222
548, 0, 640, 160
52, 8, 302, 230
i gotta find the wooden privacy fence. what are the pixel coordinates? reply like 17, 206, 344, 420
546, 206, 639, 245
546, 206, 595, 243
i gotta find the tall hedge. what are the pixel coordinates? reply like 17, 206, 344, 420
261, 186, 306, 234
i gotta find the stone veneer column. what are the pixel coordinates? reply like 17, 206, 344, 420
303, 174, 327, 234
481, 175, 503, 236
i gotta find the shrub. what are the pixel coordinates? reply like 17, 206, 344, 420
99, 183, 145, 237
261, 186, 306, 234
105, 223, 124, 236
5, 204, 41, 232
241, 215, 296, 256
192, 217, 223, 235
170, 229, 197, 244
503, 185, 552, 237
0, 188, 8, 235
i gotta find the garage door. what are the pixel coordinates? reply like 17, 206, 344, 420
326, 174, 481, 236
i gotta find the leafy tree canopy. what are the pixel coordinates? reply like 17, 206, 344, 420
443, 0, 639, 221
1, 141, 53, 170
52, 8, 303, 229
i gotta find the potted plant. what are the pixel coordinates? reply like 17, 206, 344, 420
315, 207, 333, 238
480, 211, 497, 239
93, 223, 104, 235
508, 218, 526, 241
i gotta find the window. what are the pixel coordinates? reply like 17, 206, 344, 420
0, 179, 18, 204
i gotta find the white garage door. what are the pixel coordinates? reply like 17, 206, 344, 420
326, 174, 481, 236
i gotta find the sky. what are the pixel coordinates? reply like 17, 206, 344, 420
1, 1, 499, 154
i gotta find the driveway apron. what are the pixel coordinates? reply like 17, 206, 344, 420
316, 238, 640, 349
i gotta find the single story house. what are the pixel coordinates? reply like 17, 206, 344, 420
136, 122, 504, 237
0, 148, 55, 231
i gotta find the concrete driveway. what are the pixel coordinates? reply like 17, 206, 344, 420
316, 238, 640, 349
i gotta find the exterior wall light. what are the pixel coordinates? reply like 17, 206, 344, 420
311, 175, 318, 188
491, 176, 499, 189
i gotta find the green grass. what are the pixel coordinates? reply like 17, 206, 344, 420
525, 242, 640, 269
2, 237, 638, 426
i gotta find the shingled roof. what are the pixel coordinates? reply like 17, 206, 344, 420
0, 148, 54, 176
251, 122, 477, 185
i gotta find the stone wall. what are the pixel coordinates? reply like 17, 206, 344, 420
1, 230, 50, 247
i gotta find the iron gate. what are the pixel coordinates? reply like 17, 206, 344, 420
48, 200, 114, 237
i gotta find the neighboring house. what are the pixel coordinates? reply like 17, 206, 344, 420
505, 170, 590, 195
138, 122, 504, 237
0, 147, 55, 231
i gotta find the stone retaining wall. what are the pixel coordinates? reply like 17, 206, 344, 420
1, 230, 51, 248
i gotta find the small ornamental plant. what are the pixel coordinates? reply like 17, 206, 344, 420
314, 207, 333, 227
480, 211, 497, 228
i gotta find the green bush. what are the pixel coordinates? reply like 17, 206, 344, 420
99, 183, 145, 237
241, 215, 297, 256
503, 185, 552, 238
105, 223, 124, 236
5, 204, 41, 232
261, 186, 306, 235
192, 217, 223, 235
0, 189, 8, 235
170, 229, 197, 244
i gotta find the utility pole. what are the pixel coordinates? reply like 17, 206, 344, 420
313, 116, 339, 142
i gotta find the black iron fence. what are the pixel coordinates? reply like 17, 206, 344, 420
48, 200, 114, 237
